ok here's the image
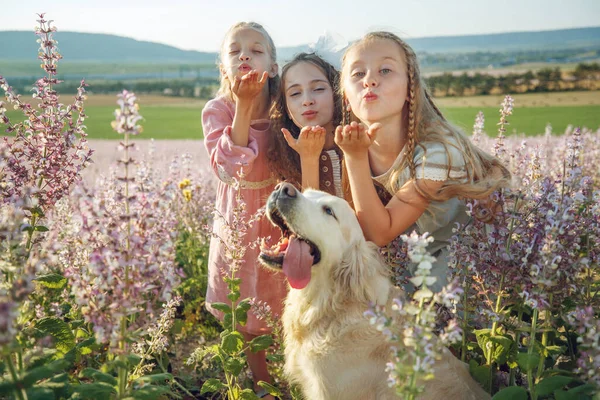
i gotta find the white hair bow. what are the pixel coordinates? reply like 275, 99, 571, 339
308, 30, 348, 70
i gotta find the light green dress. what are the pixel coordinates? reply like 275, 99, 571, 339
372, 140, 471, 292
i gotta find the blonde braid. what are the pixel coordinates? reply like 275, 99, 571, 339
407, 62, 417, 180
424, 89, 446, 121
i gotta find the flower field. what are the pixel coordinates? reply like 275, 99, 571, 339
1, 14, 599, 400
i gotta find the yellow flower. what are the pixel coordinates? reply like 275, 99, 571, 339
178, 179, 191, 189
182, 189, 192, 202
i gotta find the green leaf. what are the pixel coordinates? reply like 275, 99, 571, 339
544, 345, 565, 357
474, 329, 491, 354
540, 369, 578, 379
223, 313, 233, 330
221, 331, 245, 355
33, 317, 76, 354
236, 299, 251, 313
249, 335, 274, 353
236, 298, 251, 326
469, 360, 491, 391
71, 382, 116, 399
566, 383, 596, 395
26, 387, 55, 400
26, 205, 45, 218
201, 378, 226, 394
79, 368, 117, 385
239, 388, 260, 399
224, 277, 242, 285
227, 292, 240, 302
492, 386, 528, 400
489, 335, 516, 365
517, 352, 541, 372
34, 225, 49, 232
39, 372, 69, 390
237, 309, 248, 326
0, 380, 17, 394
126, 354, 142, 367
211, 302, 232, 314
63, 337, 96, 363
22, 359, 70, 388
266, 353, 284, 363
536, 375, 574, 397
257, 381, 283, 397
130, 385, 173, 399
224, 357, 245, 376
34, 273, 67, 289
554, 389, 582, 400
133, 373, 173, 385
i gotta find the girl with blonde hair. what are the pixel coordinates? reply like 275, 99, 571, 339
336, 31, 510, 291
202, 21, 284, 398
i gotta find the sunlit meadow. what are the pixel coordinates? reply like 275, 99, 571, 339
1, 14, 599, 400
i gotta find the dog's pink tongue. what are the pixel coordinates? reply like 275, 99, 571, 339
282, 237, 313, 289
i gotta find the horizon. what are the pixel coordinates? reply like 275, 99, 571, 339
3, 24, 600, 54
4, 0, 600, 52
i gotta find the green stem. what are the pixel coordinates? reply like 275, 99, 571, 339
535, 295, 553, 379
24, 214, 37, 256
17, 351, 23, 372
487, 274, 505, 365
225, 369, 236, 400
509, 309, 524, 386
528, 308, 540, 400
5, 354, 27, 400
117, 117, 132, 399
461, 269, 470, 363
118, 317, 128, 397
536, 329, 548, 379
157, 355, 195, 398
407, 373, 417, 400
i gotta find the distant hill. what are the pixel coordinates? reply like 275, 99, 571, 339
0, 31, 217, 63
1, 27, 600, 65
406, 27, 600, 53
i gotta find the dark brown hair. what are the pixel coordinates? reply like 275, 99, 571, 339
268, 53, 342, 189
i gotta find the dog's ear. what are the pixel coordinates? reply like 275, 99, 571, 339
332, 240, 391, 305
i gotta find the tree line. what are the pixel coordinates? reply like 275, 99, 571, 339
5, 62, 600, 100
426, 62, 600, 97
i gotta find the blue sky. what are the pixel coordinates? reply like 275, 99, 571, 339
4, 0, 600, 52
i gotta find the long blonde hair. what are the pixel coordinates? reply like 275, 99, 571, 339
216, 22, 280, 102
340, 31, 510, 202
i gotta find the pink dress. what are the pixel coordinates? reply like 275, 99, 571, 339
202, 97, 288, 335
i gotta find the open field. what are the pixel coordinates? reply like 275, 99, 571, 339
441, 105, 599, 135
435, 90, 600, 107
3, 92, 599, 138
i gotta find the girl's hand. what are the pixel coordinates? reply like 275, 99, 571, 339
334, 122, 381, 158
282, 126, 326, 160
232, 70, 269, 103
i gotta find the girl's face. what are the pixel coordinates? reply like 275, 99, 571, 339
220, 27, 277, 84
284, 61, 335, 133
343, 38, 408, 125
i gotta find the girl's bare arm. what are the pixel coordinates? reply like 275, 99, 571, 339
231, 71, 268, 147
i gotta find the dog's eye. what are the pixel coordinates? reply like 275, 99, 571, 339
323, 206, 336, 219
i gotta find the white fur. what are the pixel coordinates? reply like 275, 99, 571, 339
265, 188, 490, 400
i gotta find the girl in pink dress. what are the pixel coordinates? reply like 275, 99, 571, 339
202, 22, 287, 398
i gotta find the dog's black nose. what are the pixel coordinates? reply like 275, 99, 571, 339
275, 182, 297, 198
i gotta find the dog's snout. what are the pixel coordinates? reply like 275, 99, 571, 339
276, 182, 298, 198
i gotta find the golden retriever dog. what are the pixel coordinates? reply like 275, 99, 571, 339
259, 183, 490, 400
